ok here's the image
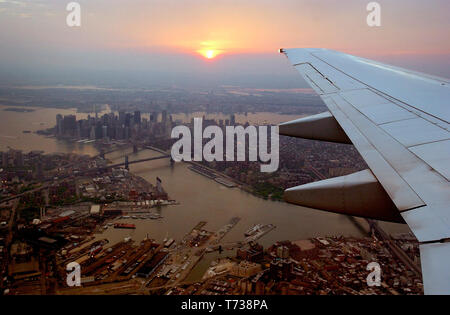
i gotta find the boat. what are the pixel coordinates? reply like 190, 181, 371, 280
244, 224, 264, 237
90, 245, 103, 257
164, 238, 174, 247
148, 213, 162, 220
114, 223, 136, 229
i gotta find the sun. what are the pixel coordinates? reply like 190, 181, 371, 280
198, 49, 219, 59
196, 40, 226, 59
205, 50, 215, 59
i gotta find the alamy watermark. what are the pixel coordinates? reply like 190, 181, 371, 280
66, 261, 81, 287
66, 2, 81, 27
367, 2, 381, 27
171, 118, 279, 173
366, 262, 381, 286
65, 2, 380, 28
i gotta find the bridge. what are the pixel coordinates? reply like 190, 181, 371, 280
107, 154, 171, 169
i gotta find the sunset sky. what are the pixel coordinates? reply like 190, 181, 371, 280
1, 0, 449, 87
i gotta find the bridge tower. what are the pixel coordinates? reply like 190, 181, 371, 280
125, 155, 129, 170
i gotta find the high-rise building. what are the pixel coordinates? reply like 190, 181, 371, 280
56, 114, 63, 136
230, 114, 236, 125
134, 111, 141, 125
14, 150, 23, 167
102, 125, 108, 140
150, 112, 157, 123
62, 115, 77, 137
115, 125, 124, 140
119, 111, 126, 125
125, 113, 132, 127
1, 152, 8, 168
89, 126, 96, 140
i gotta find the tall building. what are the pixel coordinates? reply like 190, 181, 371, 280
125, 113, 132, 127
230, 114, 236, 125
150, 112, 157, 123
56, 114, 63, 136
14, 150, 23, 167
119, 111, 126, 125
62, 115, 77, 137
134, 111, 141, 125
89, 126, 96, 140
1, 151, 8, 168
102, 125, 108, 140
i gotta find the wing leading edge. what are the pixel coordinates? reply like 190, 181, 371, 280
279, 48, 450, 294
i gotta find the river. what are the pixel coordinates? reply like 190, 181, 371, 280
0, 104, 409, 280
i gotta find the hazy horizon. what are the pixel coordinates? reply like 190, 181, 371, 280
1, 0, 449, 88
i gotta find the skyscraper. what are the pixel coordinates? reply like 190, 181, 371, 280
56, 114, 63, 136
134, 111, 141, 125
1, 152, 8, 168
14, 150, 23, 167
119, 111, 126, 125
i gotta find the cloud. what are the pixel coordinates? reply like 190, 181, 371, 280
0, 0, 49, 17
0, 0, 27, 7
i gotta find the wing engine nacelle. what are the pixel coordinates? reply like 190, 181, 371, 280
279, 111, 352, 144
284, 169, 405, 223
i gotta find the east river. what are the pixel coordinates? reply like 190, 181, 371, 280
0, 105, 408, 280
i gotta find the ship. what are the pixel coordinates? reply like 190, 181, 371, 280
89, 245, 103, 257
164, 238, 174, 247
114, 223, 136, 229
148, 213, 162, 220
244, 224, 264, 237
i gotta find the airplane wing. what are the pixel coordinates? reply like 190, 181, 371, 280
279, 48, 450, 294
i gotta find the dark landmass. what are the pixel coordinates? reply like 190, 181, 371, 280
3, 107, 35, 113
